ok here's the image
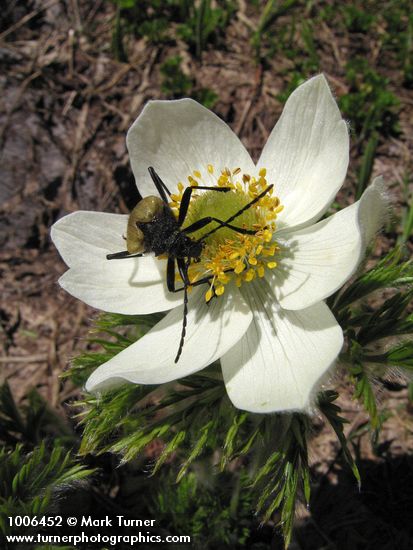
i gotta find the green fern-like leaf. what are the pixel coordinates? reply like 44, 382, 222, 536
0, 443, 94, 536
318, 391, 361, 485
331, 247, 413, 314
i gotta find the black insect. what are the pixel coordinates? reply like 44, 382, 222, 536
107, 167, 273, 363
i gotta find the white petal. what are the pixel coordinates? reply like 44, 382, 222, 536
221, 281, 343, 413
127, 99, 255, 196
58, 262, 181, 315
258, 75, 349, 229
271, 177, 386, 310
85, 288, 253, 392
51, 211, 130, 268
51, 211, 182, 314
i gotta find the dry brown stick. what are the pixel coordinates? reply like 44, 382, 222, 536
62, 103, 109, 211
256, 115, 269, 142
320, 22, 344, 69
0, 354, 48, 363
120, 48, 159, 130
235, 65, 263, 136
70, 0, 83, 32
0, 0, 60, 41
62, 90, 77, 117
235, 98, 254, 136
61, 101, 89, 211
236, 0, 254, 30
68, 28, 76, 79
48, 321, 60, 408
85, 0, 105, 24
94, 64, 132, 94
136, 47, 159, 91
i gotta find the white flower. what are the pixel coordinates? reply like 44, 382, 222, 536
51, 75, 385, 413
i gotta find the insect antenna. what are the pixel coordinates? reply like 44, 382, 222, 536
173, 257, 192, 363
148, 166, 172, 204
174, 282, 188, 364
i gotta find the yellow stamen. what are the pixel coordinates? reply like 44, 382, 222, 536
205, 288, 213, 302
234, 262, 246, 274
215, 285, 225, 296
249, 256, 258, 266
218, 272, 230, 284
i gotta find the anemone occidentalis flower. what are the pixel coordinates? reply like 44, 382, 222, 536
51, 75, 385, 413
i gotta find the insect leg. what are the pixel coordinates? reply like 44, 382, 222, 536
106, 251, 144, 260
167, 273, 211, 292
192, 186, 232, 191
178, 187, 194, 226
181, 184, 273, 238
198, 184, 274, 241
166, 256, 177, 292
178, 186, 231, 226
148, 167, 172, 204
168, 269, 235, 292
222, 184, 273, 224
167, 256, 212, 293
183, 216, 257, 236
177, 257, 191, 285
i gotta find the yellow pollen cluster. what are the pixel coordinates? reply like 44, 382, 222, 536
171, 165, 284, 302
